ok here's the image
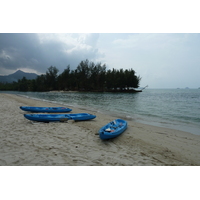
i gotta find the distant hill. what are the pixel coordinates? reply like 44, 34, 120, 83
0, 70, 38, 83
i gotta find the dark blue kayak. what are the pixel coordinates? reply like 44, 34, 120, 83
98, 119, 127, 140
24, 113, 96, 122
20, 106, 72, 113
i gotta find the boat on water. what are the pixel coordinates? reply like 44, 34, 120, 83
20, 106, 72, 113
24, 113, 96, 122
98, 119, 127, 140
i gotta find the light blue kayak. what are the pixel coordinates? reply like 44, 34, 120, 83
24, 113, 96, 122
98, 119, 127, 140
20, 106, 72, 113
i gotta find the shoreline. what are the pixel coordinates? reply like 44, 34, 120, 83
1, 93, 200, 165
7, 90, 200, 136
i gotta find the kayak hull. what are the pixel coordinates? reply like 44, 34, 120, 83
99, 119, 127, 140
20, 106, 72, 113
24, 113, 96, 122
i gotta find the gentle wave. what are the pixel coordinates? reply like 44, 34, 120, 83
2, 89, 200, 135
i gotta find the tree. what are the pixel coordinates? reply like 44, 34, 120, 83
46, 66, 59, 90
126, 69, 141, 89
57, 65, 71, 90
76, 59, 90, 90
35, 74, 47, 91
18, 77, 28, 91
89, 62, 106, 91
0, 59, 141, 92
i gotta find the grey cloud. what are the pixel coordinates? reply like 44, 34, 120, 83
0, 33, 103, 75
0, 33, 43, 73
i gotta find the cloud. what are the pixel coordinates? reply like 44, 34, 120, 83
0, 33, 103, 75
0, 34, 43, 74
1, 33, 200, 88
99, 33, 200, 88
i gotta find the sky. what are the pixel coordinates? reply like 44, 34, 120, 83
1, 0, 200, 89
1, 33, 200, 88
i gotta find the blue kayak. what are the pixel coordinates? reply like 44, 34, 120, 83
99, 119, 127, 140
20, 106, 72, 113
24, 113, 96, 122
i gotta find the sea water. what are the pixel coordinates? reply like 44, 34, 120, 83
2, 89, 200, 135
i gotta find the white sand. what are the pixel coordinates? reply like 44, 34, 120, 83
1, 93, 200, 166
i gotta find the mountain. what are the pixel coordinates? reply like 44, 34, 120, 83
0, 70, 38, 83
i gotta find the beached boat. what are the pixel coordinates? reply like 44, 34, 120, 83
20, 106, 72, 113
98, 119, 127, 140
24, 113, 96, 122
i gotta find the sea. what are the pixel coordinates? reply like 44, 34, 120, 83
1, 89, 200, 135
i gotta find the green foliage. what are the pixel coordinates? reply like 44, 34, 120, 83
45, 66, 59, 90
0, 59, 141, 92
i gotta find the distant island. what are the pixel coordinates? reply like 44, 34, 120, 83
0, 59, 142, 93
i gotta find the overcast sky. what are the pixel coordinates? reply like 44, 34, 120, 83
0, 33, 200, 88
1, 0, 200, 89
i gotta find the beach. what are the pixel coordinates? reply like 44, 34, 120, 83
0, 93, 200, 166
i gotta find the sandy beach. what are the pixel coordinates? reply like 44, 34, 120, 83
0, 93, 200, 166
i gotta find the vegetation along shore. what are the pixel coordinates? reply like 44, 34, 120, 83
0, 59, 141, 92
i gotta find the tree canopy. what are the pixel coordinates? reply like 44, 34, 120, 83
0, 59, 141, 92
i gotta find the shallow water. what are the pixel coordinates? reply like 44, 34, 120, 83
2, 89, 200, 135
